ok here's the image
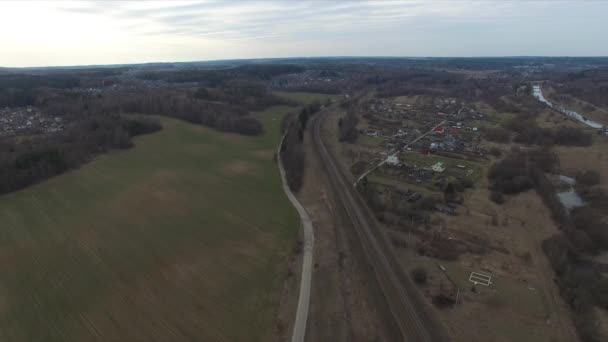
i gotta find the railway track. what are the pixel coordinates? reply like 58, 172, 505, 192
311, 109, 449, 342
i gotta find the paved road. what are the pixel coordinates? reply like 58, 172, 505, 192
277, 134, 315, 342
355, 119, 447, 185
311, 110, 449, 342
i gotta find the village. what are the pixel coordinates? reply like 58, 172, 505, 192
350, 95, 489, 216
332, 87, 590, 342
0, 106, 64, 136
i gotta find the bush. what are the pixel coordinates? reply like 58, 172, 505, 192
576, 170, 600, 187
514, 125, 553, 145
553, 126, 592, 146
411, 267, 428, 285
338, 110, 359, 142
488, 148, 559, 195
123, 117, 162, 136
490, 191, 505, 204
489, 146, 502, 157
483, 127, 510, 143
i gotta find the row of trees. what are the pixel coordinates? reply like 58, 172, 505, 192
484, 117, 593, 147
119, 89, 264, 136
194, 81, 295, 111
280, 102, 323, 192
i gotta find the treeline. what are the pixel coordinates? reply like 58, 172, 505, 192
0, 114, 160, 195
555, 68, 608, 108
280, 102, 322, 192
118, 89, 264, 136
375, 69, 464, 98
137, 64, 304, 85
484, 123, 593, 146
193, 81, 295, 111
489, 149, 608, 341
0, 74, 80, 107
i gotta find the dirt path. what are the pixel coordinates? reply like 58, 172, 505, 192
277, 135, 315, 342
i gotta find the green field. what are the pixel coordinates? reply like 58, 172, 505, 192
0, 106, 301, 341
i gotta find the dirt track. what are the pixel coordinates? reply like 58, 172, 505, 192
277, 134, 315, 342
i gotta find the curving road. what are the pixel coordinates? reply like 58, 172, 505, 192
311, 110, 450, 342
277, 134, 315, 342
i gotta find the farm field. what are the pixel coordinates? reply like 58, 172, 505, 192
0, 106, 301, 342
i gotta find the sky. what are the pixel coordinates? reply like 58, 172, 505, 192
0, 0, 607, 67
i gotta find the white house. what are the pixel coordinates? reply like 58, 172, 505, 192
387, 155, 399, 166
431, 161, 446, 173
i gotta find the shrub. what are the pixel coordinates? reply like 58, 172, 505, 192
411, 267, 428, 285
483, 127, 510, 143
489, 146, 502, 157
338, 110, 359, 142
576, 170, 600, 187
490, 191, 505, 204
553, 126, 592, 146
514, 125, 553, 145
123, 117, 162, 136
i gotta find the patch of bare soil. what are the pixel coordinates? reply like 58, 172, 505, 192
223, 160, 254, 175
252, 149, 275, 161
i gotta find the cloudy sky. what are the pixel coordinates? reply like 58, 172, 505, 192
1, 0, 606, 67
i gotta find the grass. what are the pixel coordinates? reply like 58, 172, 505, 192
0, 105, 303, 342
441, 261, 552, 341
358, 134, 384, 148
399, 151, 484, 182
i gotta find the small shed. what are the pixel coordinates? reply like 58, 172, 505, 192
387, 155, 399, 166
432, 161, 446, 173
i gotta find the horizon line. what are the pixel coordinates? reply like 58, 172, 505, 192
3, 55, 608, 70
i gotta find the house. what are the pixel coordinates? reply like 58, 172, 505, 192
387, 155, 399, 166
435, 203, 456, 215
408, 192, 422, 203
434, 126, 445, 134
432, 161, 446, 173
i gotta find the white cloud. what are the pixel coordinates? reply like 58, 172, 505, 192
0, 0, 606, 67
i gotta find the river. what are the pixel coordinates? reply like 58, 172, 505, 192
532, 84, 603, 129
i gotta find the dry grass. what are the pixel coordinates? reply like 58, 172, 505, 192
397, 181, 579, 342
554, 136, 608, 190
